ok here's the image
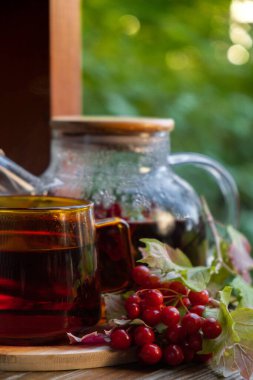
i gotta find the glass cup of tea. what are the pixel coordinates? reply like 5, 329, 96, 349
0, 195, 134, 345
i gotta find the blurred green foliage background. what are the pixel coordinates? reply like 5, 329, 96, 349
81, 0, 253, 244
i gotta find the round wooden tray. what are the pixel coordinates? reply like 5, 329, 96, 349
0, 344, 136, 371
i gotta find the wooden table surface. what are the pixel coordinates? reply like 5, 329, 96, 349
0, 363, 242, 380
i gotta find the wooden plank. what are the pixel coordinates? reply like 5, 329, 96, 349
0, 363, 242, 379
0, 345, 135, 372
50, 0, 82, 116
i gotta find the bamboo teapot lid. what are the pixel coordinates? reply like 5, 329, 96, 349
51, 116, 175, 134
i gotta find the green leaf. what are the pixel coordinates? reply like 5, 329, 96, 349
208, 261, 235, 297
138, 239, 192, 271
232, 308, 253, 340
201, 288, 253, 380
138, 239, 176, 271
231, 276, 253, 308
129, 318, 147, 326
164, 246, 192, 268
138, 239, 210, 291
107, 317, 148, 328
183, 266, 211, 292
122, 290, 135, 300
155, 323, 168, 334
219, 286, 232, 306
201, 287, 239, 361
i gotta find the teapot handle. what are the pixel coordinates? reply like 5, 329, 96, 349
0, 150, 39, 194
168, 152, 239, 227
0, 150, 62, 195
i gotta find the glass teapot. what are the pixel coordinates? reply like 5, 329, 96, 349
0, 117, 239, 266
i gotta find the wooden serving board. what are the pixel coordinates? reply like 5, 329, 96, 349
0, 345, 136, 372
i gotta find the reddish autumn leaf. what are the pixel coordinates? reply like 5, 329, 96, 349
227, 226, 253, 283
67, 331, 111, 345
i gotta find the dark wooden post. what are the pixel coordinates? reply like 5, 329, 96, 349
0, 0, 82, 175
0, 0, 50, 174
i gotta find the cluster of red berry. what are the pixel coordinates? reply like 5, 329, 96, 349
109, 265, 222, 366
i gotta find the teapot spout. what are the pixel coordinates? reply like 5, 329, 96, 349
0, 150, 48, 195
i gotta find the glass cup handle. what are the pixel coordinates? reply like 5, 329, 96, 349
95, 217, 134, 293
168, 152, 239, 227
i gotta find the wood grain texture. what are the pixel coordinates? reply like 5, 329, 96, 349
0, 345, 136, 372
50, 0, 82, 116
0, 363, 242, 380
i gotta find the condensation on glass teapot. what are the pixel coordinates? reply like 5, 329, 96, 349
0, 117, 239, 266
42, 116, 239, 266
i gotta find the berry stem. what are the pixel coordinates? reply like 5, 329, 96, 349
201, 197, 236, 276
178, 296, 190, 312
201, 197, 223, 266
161, 288, 182, 296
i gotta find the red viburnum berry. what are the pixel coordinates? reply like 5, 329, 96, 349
186, 332, 203, 352
182, 346, 195, 363
189, 290, 209, 306
125, 302, 140, 319
165, 324, 185, 344
134, 326, 155, 346
110, 329, 131, 350
132, 266, 150, 286
176, 297, 191, 309
190, 304, 205, 316
161, 306, 180, 327
195, 353, 212, 363
138, 343, 162, 365
142, 308, 161, 326
142, 274, 161, 289
168, 281, 188, 296
202, 318, 222, 339
125, 294, 141, 307
181, 312, 202, 335
142, 289, 164, 308
164, 344, 184, 366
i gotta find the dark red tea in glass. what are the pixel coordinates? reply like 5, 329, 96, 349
94, 204, 206, 266
0, 196, 133, 345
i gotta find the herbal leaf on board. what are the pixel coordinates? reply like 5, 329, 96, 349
67, 331, 111, 345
